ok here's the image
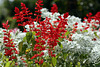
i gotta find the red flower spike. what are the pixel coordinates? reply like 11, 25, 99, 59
34, 0, 43, 22
35, 60, 38, 63
2, 20, 9, 29
14, 7, 19, 13
85, 26, 89, 30
51, 4, 58, 14
31, 54, 39, 59
13, 2, 34, 32
13, 1, 69, 64
2, 21, 18, 60
21, 2, 26, 7
63, 12, 69, 18
39, 59, 44, 64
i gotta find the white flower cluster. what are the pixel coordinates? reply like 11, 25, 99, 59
10, 28, 26, 45
41, 8, 60, 26
0, 28, 4, 46
66, 15, 84, 29
0, 28, 26, 66
41, 8, 100, 65
0, 28, 26, 55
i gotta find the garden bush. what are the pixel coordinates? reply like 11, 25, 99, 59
0, 0, 100, 67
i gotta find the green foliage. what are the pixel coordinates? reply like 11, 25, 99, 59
5, 60, 12, 67
52, 57, 57, 66
58, 42, 63, 49
82, 30, 88, 33
42, 62, 49, 67
18, 31, 37, 61
94, 32, 99, 38
26, 31, 36, 44
65, 31, 70, 36
0, 55, 15, 67
26, 32, 33, 44
0, 0, 100, 67
36, 63, 40, 67
63, 53, 68, 60
0, 53, 2, 59
18, 41, 23, 53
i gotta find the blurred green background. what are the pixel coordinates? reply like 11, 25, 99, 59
0, 0, 100, 30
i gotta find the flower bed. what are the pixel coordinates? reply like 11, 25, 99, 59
0, 0, 100, 67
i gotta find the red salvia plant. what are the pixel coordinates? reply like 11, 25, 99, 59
34, 0, 43, 22
13, 2, 33, 32
83, 12, 100, 31
13, 0, 45, 64
30, 0, 46, 64
2, 0, 100, 66
13, 0, 69, 64
32, 13, 69, 59
2, 20, 18, 61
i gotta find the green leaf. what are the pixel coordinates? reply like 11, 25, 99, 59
57, 42, 63, 49
60, 44, 63, 49
22, 44, 28, 52
32, 31, 36, 35
6, 58, 9, 61
31, 35, 36, 47
94, 32, 99, 38
69, 62, 73, 67
0, 53, 2, 59
23, 36, 26, 42
63, 53, 68, 60
58, 42, 61, 46
36, 63, 40, 67
52, 57, 57, 66
77, 62, 81, 67
82, 30, 88, 33
58, 37, 63, 41
65, 31, 70, 36
5, 61, 12, 67
18, 41, 23, 53
77, 62, 80, 65
17, 66, 19, 67
42, 62, 49, 67
26, 32, 32, 44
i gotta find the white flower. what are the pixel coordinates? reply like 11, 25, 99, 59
25, 25, 30, 31
43, 50, 48, 57
41, 8, 48, 13
89, 45, 100, 63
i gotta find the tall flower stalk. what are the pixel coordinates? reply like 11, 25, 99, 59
2, 20, 18, 61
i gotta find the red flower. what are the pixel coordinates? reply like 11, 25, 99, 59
35, 60, 38, 63
30, 54, 39, 59
2, 20, 9, 29
39, 59, 44, 64
75, 22, 78, 25
63, 12, 69, 18
34, 0, 43, 22
13, 3, 34, 32
14, 7, 19, 13
2, 21, 18, 60
51, 4, 58, 14
84, 26, 89, 30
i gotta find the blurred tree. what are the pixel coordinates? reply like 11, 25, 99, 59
0, 3, 8, 27
1, 0, 53, 30
77, 0, 100, 19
